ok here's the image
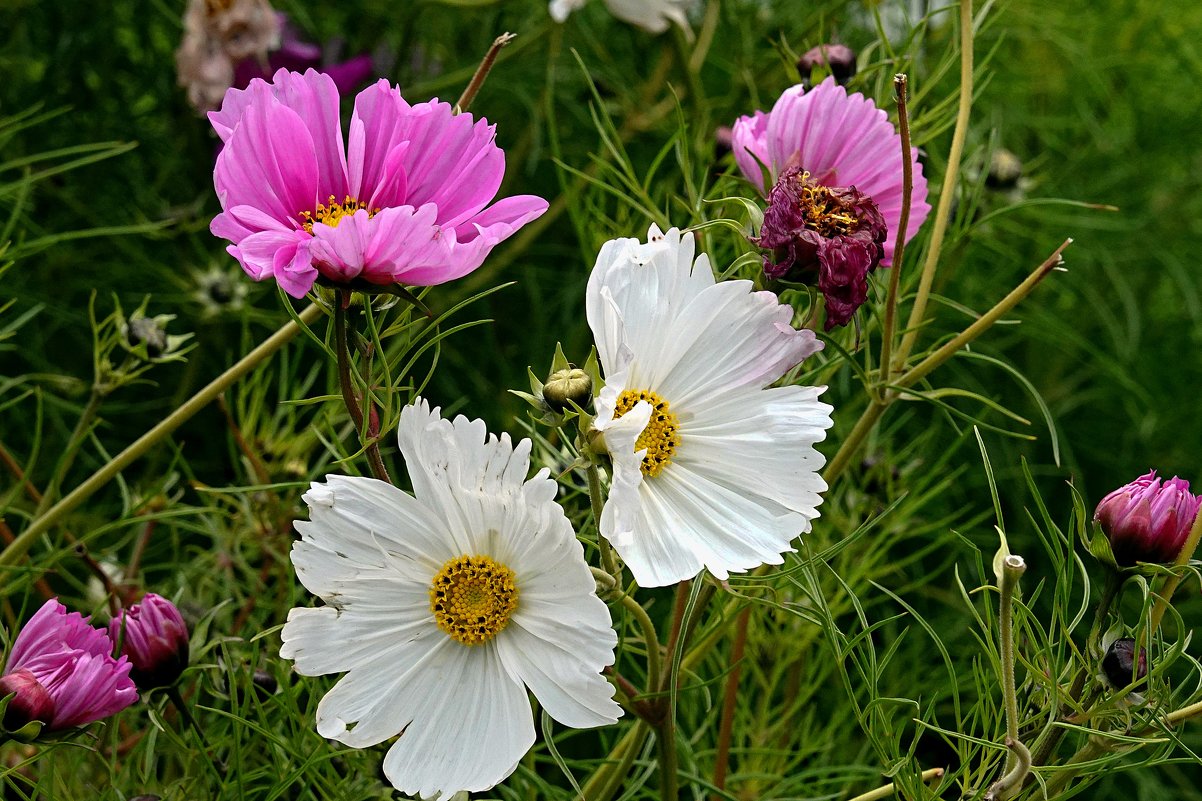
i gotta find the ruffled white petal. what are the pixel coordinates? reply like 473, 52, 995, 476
380, 644, 535, 797
283, 400, 620, 796
586, 226, 834, 587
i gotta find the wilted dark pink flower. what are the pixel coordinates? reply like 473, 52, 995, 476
731, 77, 930, 268
1, 599, 137, 732
1094, 471, 1201, 566
210, 69, 548, 298
109, 594, 190, 691
753, 166, 887, 329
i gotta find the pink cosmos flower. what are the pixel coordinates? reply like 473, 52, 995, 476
731, 77, 930, 267
210, 69, 549, 298
109, 593, 190, 691
1, 599, 137, 732
1095, 471, 1201, 566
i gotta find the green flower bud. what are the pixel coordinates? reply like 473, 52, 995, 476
542, 367, 592, 413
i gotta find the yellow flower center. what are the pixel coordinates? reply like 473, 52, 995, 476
793, 171, 859, 237
613, 389, 680, 478
300, 195, 379, 233
429, 554, 518, 646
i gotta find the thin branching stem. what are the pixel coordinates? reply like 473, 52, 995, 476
587, 463, 620, 579
455, 33, 517, 114
333, 291, 391, 484
0, 304, 324, 581
877, 73, 913, 390
998, 555, 1027, 776
894, 0, 976, 370
712, 607, 750, 799
846, 768, 945, 801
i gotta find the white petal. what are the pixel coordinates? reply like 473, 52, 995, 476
612, 461, 814, 587
677, 384, 833, 514
381, 644, 535, 798
597, 401, 652, 549
280, 577, 436, 676
294, 474, 451, 598
498, 620, 620, 728
315, 629, 452, 747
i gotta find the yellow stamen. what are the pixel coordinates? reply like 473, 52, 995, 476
794, 171, 860, 237
429, 554, 518, 646
613, 389, 681, 478
299, 195, 380, 234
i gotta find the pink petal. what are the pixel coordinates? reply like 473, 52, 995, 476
730, 110, 771, 192
319, 204, 443, 285
211, 70, 348, 199
273, 237, 318, 298
234, 228, 312, 284
392, 100, 506, 228
347, 79, 412, 206
213, 94, 319, 230
309, 209, 376, 283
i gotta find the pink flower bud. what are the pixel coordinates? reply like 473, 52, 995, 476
2, 599, 137, 732
0, 669, 54, 730
797, 44, 857, 86
1094, 471, 1201, 566
109, 594, 190, 691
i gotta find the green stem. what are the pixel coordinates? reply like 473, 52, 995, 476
846, 768, 945, 801
998, 555, 1027, 776
456, 33, 516, 114
1028, 571, 1123, 769
894, 0, 976, 371
620, 594, 662, 696
0, 304, 323, 583
894, 239, 1072, 390
877, 72, 913, 390
712, 607, 750, 798
583, 722, 651, 801
33, 388, 104, 518
333, 292, 391, 484
821, 401, 887, 486
165, 686, 224, 780
656, 716, 678, 801
588, 464, 619, 579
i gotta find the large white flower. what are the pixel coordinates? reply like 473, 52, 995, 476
587, 225, 834, 587
280, 400, 621, 798
549, 0, 692, 34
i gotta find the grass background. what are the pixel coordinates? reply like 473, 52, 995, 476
2, 0, 1202, 798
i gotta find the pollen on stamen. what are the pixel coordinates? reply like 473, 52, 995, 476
299, 195, 381, 234
613, 388, 681, 478
429, 554, 519, 646
792, 170, 861, 238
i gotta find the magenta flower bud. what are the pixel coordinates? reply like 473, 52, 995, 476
0, 669, 55, 731
2, 599, 137, 733
752, 166, 887, 329
1094, 471, 1201, 566
109, 594, 190, 691
797, 44, 857, 86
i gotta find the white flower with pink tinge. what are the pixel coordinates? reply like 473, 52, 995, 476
731, 77, 931, 267
209, 69, 548, 298
588, 225, 834, 587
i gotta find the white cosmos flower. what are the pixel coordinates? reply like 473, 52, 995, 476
587, 225, 834, 587
549, 0, 692, 34
280, 400, 621, 798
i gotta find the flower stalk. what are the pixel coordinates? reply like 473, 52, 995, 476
0, 303, 323, 584
988, 554, 1028, 799
455, 32, 516, 114
332, 291, 391, 484
846, 767, 945, 801
894, 0, 976, 372
877, 72, 913, 390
